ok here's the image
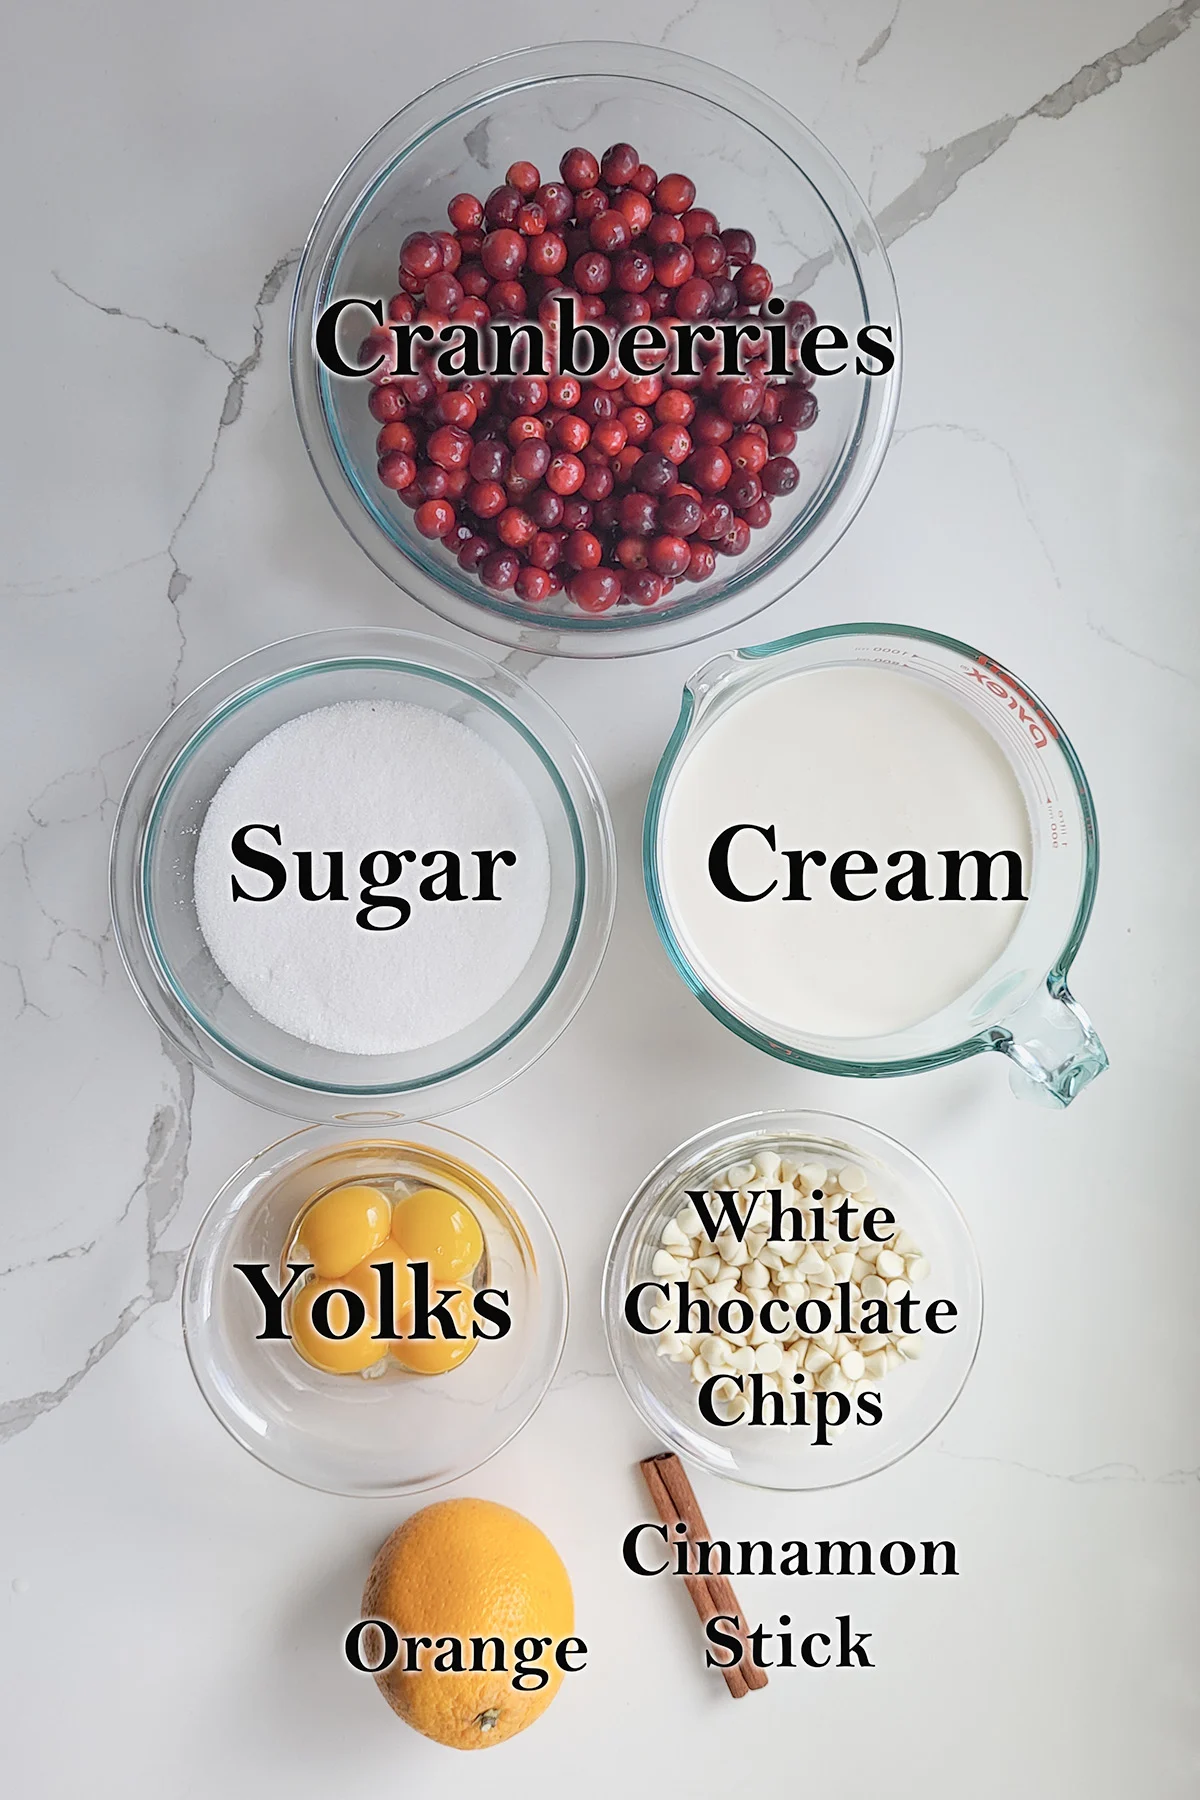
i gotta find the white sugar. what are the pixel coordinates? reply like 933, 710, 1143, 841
193, 700, 550, 1055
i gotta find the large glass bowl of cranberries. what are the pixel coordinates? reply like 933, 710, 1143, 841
291, 42, 900, 657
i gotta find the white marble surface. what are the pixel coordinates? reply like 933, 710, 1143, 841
3, 2, 1198, 1792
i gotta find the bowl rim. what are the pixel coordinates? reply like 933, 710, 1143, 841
288, 39, 902, 658
182, 1117, 570, 1496
601, 1107, 984, 1490
109, 626, 617, 1121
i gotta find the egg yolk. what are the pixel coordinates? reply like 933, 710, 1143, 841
294, 1183, 391, 1279
390, 1187, 484, 1280
389, 1285, 477, 1375
289, 1271, 383, 1375
346, 1239, 417, 1335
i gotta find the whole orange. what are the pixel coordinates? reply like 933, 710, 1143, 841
363, 1498, 574, 1749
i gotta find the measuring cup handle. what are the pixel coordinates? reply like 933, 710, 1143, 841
989, 977, 1108, 1108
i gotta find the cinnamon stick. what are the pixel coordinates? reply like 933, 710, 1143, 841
639, 1452, 768, 1697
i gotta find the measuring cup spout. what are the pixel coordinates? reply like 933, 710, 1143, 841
989, 978, 1108, 1108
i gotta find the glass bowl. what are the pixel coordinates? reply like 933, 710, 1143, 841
290, 41, 900, 658
602, 1111, 982, 1489
183, 1121, 568, 1496
109, 628, 615, 1121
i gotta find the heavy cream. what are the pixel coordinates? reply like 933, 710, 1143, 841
658, 665, 1033, 1040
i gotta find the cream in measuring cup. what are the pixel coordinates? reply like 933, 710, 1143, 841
645, 625, 1107, 1106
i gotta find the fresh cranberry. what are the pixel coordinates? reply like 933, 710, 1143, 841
614, 190, 653, 236
507, 415, 546, 448
529, 488, 565, 529
453, 296, 490, 329
590, 209, 632, 255
647, 534, 691, 577
649, 423, 691, 464
509, 375, 549, 413
680, 207, 717, 241
424, 426, 469, 470
515, 565, 552, 603
761, 455, 799, 496
399, 232, 442, 279
601, 141, 640, 185
719, 227, 756, 265
546, 452, 586, 495
457, 533, 490, 571
784, 299, 817, 333
456, 229, 484, 260
569, 568, 623, 610
620, 491, 659, 534
574, 186, 609, 226
616, 534, 649, 569
652, 390, 692, 427
625, 570, 666, 606
690, 235, 727, 278
469, 438, 509, 482
368, 385, 406, 424
527, 528, 563, 567
432, 232, 461, 272
660, 492, 701, 535
376, 421, 416, 456
560, 146, 600, 190
737, 262, 773, 305
685, 444, 732, 492
632, 449, 675, 494
576, 387, 617, 424
485, 185, 522, 227
708, 275, 739, 317
592, 419, 628, 456
780, 386, 818, 430
692, 408, 733, 445
512, 438, 552, 481
654, 172, 696, 215
480, 549, 520, 590
767, 424, 798, 455
654, 245, 694, 289
424, 272, 462, 314
675, 276, 714, 319
619, 404, 654, 444
536, 183, 574, 226
727, 470, 762, 512
646, 213, 685, 249
728, 431, 767, 473
444, 467, 471, 500
386, 291, 418, 324
481, 230, 526, 279
581, 461, 614, 501
527, 232, 567, 276
434, 391, 477, 429
625, 373, 663, 408
495, 506, 534, 549
448, 193, 484, 232
740, 496, 772, 528
716, 517, 751, 556
565, 528, 602, 570
560, 497, 593, 531
645, 282, 673, 317
685, 542, 717, 581
505, 159, 541, 195
718, 377, 765, 424
630, 162, 658, 195
377, 451, 416, 490
696, 497, 733, 540
579, 293, 607, 321
552, 413, 591, 453
415, 497, 456, 538
466, 479, 506, 518
611, 293, 652, 326
573, 251, 612, 294
516, 202, 546, 237
459, 260, 490, 298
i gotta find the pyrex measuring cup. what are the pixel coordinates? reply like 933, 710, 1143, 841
643, 623, 1107, 1107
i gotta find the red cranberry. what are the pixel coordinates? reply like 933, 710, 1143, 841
740, 496, 772, 529
400, 232, 442, 279
647, 534, 691, 577
460, 260, 491, 298
716, 517, 751, 556
457, 229, 484, 260
633, 450, 675, 494
444, 467, 471, 500
549, 374, 582, 408
784, 299, 817, 333
528, 232, 567, 276
654, 172, 696, 215
660, 492, 701, 535
512, 438, 552, 481
692, 408, 733, 445
565, 528, 602, 570
426, 425, 472, 470
646, 213, 685, 249
506, 159, 541, 195
485, 185, 522, 227
529, 488, 565, 529
434, 391, 477, 429
718, 377, 765, 424
574, 186, 608, 225
386, 291, 417, 324
737, 262, 773, 305
780, 387, 818, 431
448, 193, 484, 232
376, 421, 416, 455
578, 293, 606, 321
620, 404, 654, 444
560, 146, 600, 191
576, 387, 617, 424
625, 570, 666, 606
719, 227, 756, 265
516, 202, 547, 236
645, 282, 673, 317
625, 373, 663, 408
612, 293, 651, 326
708, 275, 739, 317
553, 413, 591, 452
546, 452, 586, 495
569, 568, 622, 611
620, 491, 659, 534
649, 424, 691, 464
768, 424, 798, 455
675, 276, 714, 319
761, 455, 799, 496
581, 461, 614, 501
728, 431, 767, 473
696, 497, 733, 540
691, 235, 727, 278
496, 506, 535, 549
686, 444, 732, 492
481, 230, 527, 279
469, 438, 509, 482
655, 390, 694, 427
681, 207, 718, 241
573, 251, 612, 294
457, 533, 490, 571
727, 471, 762, 512
592, 418, 627, 455
415, 497, 456, 538
432, 232, 461, 272
377, 451, 416, 490
601, 141, 640, 185
528, 528, 563, 567
425, 272, 463, 314
630, 162, 658, 195
507, 416, 546, 448
654, 245, 694, 289
614, 190, 653, 236
685, 542, 717, 582
480, 549, 520, 590
415, 464, 449, 500
536, 183, 574, 227
616, 534, 649, 569
368, 385, 406, 424
508, 375, 549, 413
560, 497, 593, 531
591, 209, 632, 255
466, 480, 506, 518
515, 565, 552, 604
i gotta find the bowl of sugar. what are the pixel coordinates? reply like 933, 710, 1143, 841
110, 628, 616, 1120
645, 622, 1107, 1106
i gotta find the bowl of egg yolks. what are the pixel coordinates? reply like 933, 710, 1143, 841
182, 1120, 568, 1495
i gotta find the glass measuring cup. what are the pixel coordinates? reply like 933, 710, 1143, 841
643, 623, 1107, 1107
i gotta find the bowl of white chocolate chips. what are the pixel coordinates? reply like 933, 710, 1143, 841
602, 1110, 982, 1489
